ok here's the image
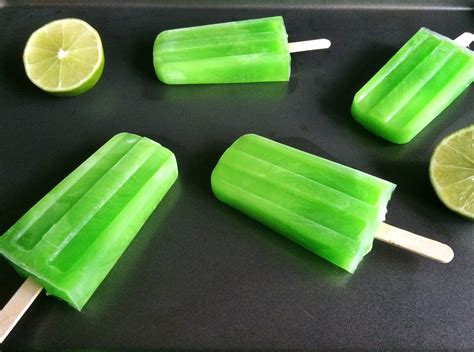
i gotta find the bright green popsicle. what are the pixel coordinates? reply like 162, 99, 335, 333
211, 134, 396, 273
153, 16, 331, 85
0, 133, 178, 310
352, 28, 474, 144
153, 17, 290, 84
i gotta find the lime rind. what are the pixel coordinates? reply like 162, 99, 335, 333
23, 18, 104, 96
430, 125, 474, 220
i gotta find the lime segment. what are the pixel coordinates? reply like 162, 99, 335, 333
430, 125, 474, 220
23, 18, 104, 96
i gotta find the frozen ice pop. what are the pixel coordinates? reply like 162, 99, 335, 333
153, 16, 331, 84
352, 28, 474, 144
0, 133, 177, 324
211, 134, 453, 273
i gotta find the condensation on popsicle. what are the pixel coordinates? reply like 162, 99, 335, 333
0, 133, 178, 311
153, 16, 331, 84
352, 28, 474, 144
211, 134, 396, 273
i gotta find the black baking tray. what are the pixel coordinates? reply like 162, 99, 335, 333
0, 0, 473, 350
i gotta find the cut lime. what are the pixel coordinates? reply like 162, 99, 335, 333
23, 18, 104, 96
430, 125, 474, 220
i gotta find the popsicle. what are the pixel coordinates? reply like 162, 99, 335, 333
211, 134, 453, 272
0, 133, 178, 342
352, 28, 474, 144
153, 16, 331, 84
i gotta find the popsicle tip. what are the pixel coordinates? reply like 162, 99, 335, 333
288, 38, 331, 53
440, 245, 454, 264
322, 38, 331, 48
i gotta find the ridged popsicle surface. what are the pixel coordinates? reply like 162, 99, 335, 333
153, 16, 290, 84
352, 28, 474, 144
0, 133, 178, 310
211, 134, 396, 273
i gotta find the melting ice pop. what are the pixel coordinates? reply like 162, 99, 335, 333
352, 28, 474, 144
211, 134, 453, 272
153, 16, 331, 84
0, 133, 178, 342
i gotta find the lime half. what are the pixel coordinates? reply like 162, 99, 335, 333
23, 18, 104, 96
430, 125, 474, 220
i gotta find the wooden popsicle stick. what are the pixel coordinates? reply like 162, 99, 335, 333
454, 32, 473, 47
288, 39, 331, 53
375, 223, 454, 264
0, 277, 42, 344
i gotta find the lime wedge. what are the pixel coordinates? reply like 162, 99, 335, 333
430, 125, 474, 220
23, 18, 104, 96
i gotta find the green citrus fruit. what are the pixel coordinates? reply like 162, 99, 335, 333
430, 125, 473, 220
23, 18, 104, 96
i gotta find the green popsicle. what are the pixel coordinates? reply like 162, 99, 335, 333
0, 133, 178, 310
153, 16, 330, 84
352, 28, 474, 144
211, 134, 396, 273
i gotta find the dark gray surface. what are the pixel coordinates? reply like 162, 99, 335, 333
0, 1, 473, 350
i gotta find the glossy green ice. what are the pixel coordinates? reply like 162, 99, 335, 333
352, 28, 474, 144
153, 16, 290, 84
0, 133, 178, 310
211, 134, 396, 273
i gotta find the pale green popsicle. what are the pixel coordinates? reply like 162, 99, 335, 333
352, 28, 474, 144
0, 133, 178, 310
211, 134, 396, 273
